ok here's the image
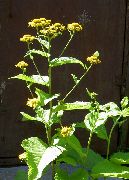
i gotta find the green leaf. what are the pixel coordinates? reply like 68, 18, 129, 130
21, 137, 48, 180
95, 125, 108, 141
57, 156, 77, 166
110, 152, 129, 165
35, 88, 59, 106
121, 96, 129, 109
83, 148, 104, 169
53, 101, 91, 112
25, 49, 50, 58
21, 112, 36, 121
50, 57, 84, 68
100, 102, 121, 117
91, 159, 129, 179
10, 74, 49, 87
36, 38, 49, 49
69, 168, 89, 180
15, 170, 28, 180
121, 107, 129, 117
36, 145, 65, 179
55, 168, 69, 180
66, 135, 84, 158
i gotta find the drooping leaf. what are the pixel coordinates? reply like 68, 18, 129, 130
35, 88, 59, 106
69, 168, 89, 180
53, 101, 91, 112
36, 145, 65, 179
121, 96, 129, 109
91, 159, 129, 179
50, 57, 84, 68
95, 124, 108, 141
21, 137, 48, 180
25, 49, 50, 58
10, 74, 49, 87
110, 152, 129, 165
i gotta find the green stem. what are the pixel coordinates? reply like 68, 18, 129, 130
47, 38, 55, 180
59, 33, 74, 57
86, 131, 93, 160
63, 65, 92, 101
106, 116, 121, 159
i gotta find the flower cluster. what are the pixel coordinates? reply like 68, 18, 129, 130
87, 51, 101, 64
40, 22, 65, 39
15, 61, 28, 69
60, 126, 73, 137
67, 23, 82, 33
20, 35, 35, 43
26, 98, 39, 109
28, 18, 51, 28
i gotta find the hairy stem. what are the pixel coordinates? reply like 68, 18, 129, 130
86, 131, 93, 160
63, 65, 92, 101
106, 116, 121, 159
59, 34, 74, 57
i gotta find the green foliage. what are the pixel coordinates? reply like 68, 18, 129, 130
25, 49, 50, 58
91, 159, 129, 179
12, 17, 129, 180
10, 74, 49, 87
110, 152, 129, 165
50, 57, 84, 68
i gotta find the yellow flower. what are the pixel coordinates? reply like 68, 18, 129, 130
15, 61, 28, 69
26, 98, 39, 109
61, 126, 72, 137
40, 23, 65, 39
19, 152, 26, 160
20, 34, 35, 43
28, 18, 51, 28
87, 51, 101, 64
67, 23, 82, 32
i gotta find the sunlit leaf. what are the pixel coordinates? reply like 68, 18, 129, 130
50, 57, 84, 68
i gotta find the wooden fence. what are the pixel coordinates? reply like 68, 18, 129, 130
0, 0, 129, 165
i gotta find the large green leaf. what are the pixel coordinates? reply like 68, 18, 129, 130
36, 145, 65, 179
50, 57, 84, 68
91, 159, 129, 179
121, 107, 129, 117
110, 152, 129, 165
53, 101, 91, 112
10, 74, 49, 87
66, 135, 84, 158
69, 168, 89, 180
25, 49, 50, 58
35, 88, 59, 106
21, 137, 48, 180
83, 148, 104, 169
55, 168, 69, 180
